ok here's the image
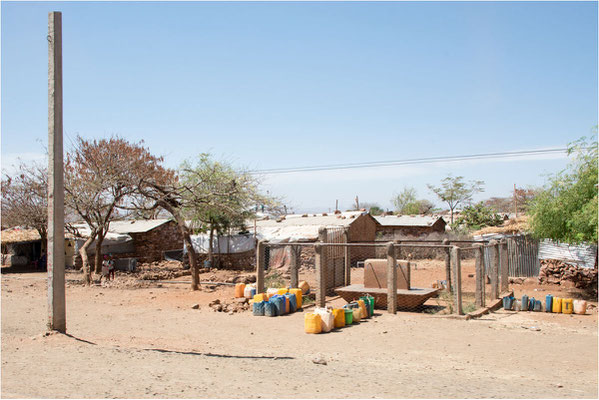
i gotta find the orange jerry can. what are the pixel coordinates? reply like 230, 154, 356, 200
234, 283, 246, 298
289, 288, 303, 309
332, 309, 346, 328
304, 313, 322, 334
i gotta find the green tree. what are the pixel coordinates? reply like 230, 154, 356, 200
392, 188, 437, 215
455, 202, 503, 230
360, 202, 384, 216
529, 133, 598, 243
133, 153, 277, 289
392, 187, 416, 213
427, 175, 484, 224
179, 154, 276, 267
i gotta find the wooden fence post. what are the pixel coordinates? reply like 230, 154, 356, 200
256, 240, 266, 294
289, 245, 299, 289
451, 246, 463, 315
318, 227, 329, 293
343, 228, 351, 286
500, 239, 509, 292
387, 242, 397, 314
443, 239, 452, 292
474, 243, 484, 308
489, 240, 499, 299
315, 243, 326, 307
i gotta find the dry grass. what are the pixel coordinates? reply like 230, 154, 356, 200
472, 216, 530, 236
0, 228, 40, 244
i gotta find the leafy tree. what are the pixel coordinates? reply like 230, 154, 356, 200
392, 187, 436, 215
392, 187, 416, 213
484, 197, 513, 214
64, 136, 164, 284
360, 202, 384, 216
179, 155, 276, 268
529, 133, 598, 243
368, 205, 384, 216
1, 160, 48, 247
134, 154, 276, 290
427, 175, 484, 224
455, 202, 503, 230
513, 186, 540, 214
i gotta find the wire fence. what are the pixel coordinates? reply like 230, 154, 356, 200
254, 236, 510, 316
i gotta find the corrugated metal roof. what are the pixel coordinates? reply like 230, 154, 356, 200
374, 215, 446, 227
255, 211, 366, 228
538, 240, 597, 269
70, 219, 171, 237
251, 211, 368, 242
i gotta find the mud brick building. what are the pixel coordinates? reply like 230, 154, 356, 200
71, 219, 183, 266
374, 215, 447, 239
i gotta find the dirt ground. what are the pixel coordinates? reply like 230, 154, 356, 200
1, 263, 598, 399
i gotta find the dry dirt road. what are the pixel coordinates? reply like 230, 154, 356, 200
1, 271, 597, 399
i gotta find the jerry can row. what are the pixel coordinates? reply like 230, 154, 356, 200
305, 295, 375, 334
503, 294, 586, 315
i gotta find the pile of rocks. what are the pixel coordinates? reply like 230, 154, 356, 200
136, 260, 191, 281
538, 259, 598, 295
223, 274, 256, 284
208, 298, 250, 314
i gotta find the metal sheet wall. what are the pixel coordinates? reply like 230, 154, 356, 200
482, 235, 540, 277
538, 240, 597, 269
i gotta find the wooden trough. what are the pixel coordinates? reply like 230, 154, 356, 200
335, 284, 440, 310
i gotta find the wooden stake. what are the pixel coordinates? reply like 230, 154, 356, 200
256, 240, 266, 293
315, 243, 326, 307
451, 246, 463, 315
387, 242, 397, 314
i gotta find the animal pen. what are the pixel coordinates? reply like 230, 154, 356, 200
255, 228, 511, 316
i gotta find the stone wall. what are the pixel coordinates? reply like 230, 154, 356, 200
130, 221, 183, 263
538, 259, 598, 296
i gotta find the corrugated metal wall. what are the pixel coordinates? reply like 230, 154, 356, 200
483, 235, 541, 277
538, 240, 597, 269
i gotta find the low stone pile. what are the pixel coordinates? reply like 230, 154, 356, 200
208, 298, 250, 314
136, 260, 192, 281
223, 274, 256, 284
538, 259, 598, 295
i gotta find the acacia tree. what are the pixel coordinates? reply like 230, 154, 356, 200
529, 134, 598, 243
64, 136, 165, 284
1, 160, 48, 246
133, 154, 276, 290
427, 175, 484, 224
179, 155, 276, 271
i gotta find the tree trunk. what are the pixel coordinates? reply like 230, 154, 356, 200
182, 231, 199, 290
94, 227, 104, 275
208, 225, 215, 267
160, 203, 200, 291
79, 236, 94, 285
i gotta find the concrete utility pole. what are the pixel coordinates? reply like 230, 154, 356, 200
47, 11, 66, 332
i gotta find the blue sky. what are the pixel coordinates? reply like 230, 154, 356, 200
2, 1, 597, 213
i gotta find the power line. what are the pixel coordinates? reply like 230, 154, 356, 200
249, 147, 570, 175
